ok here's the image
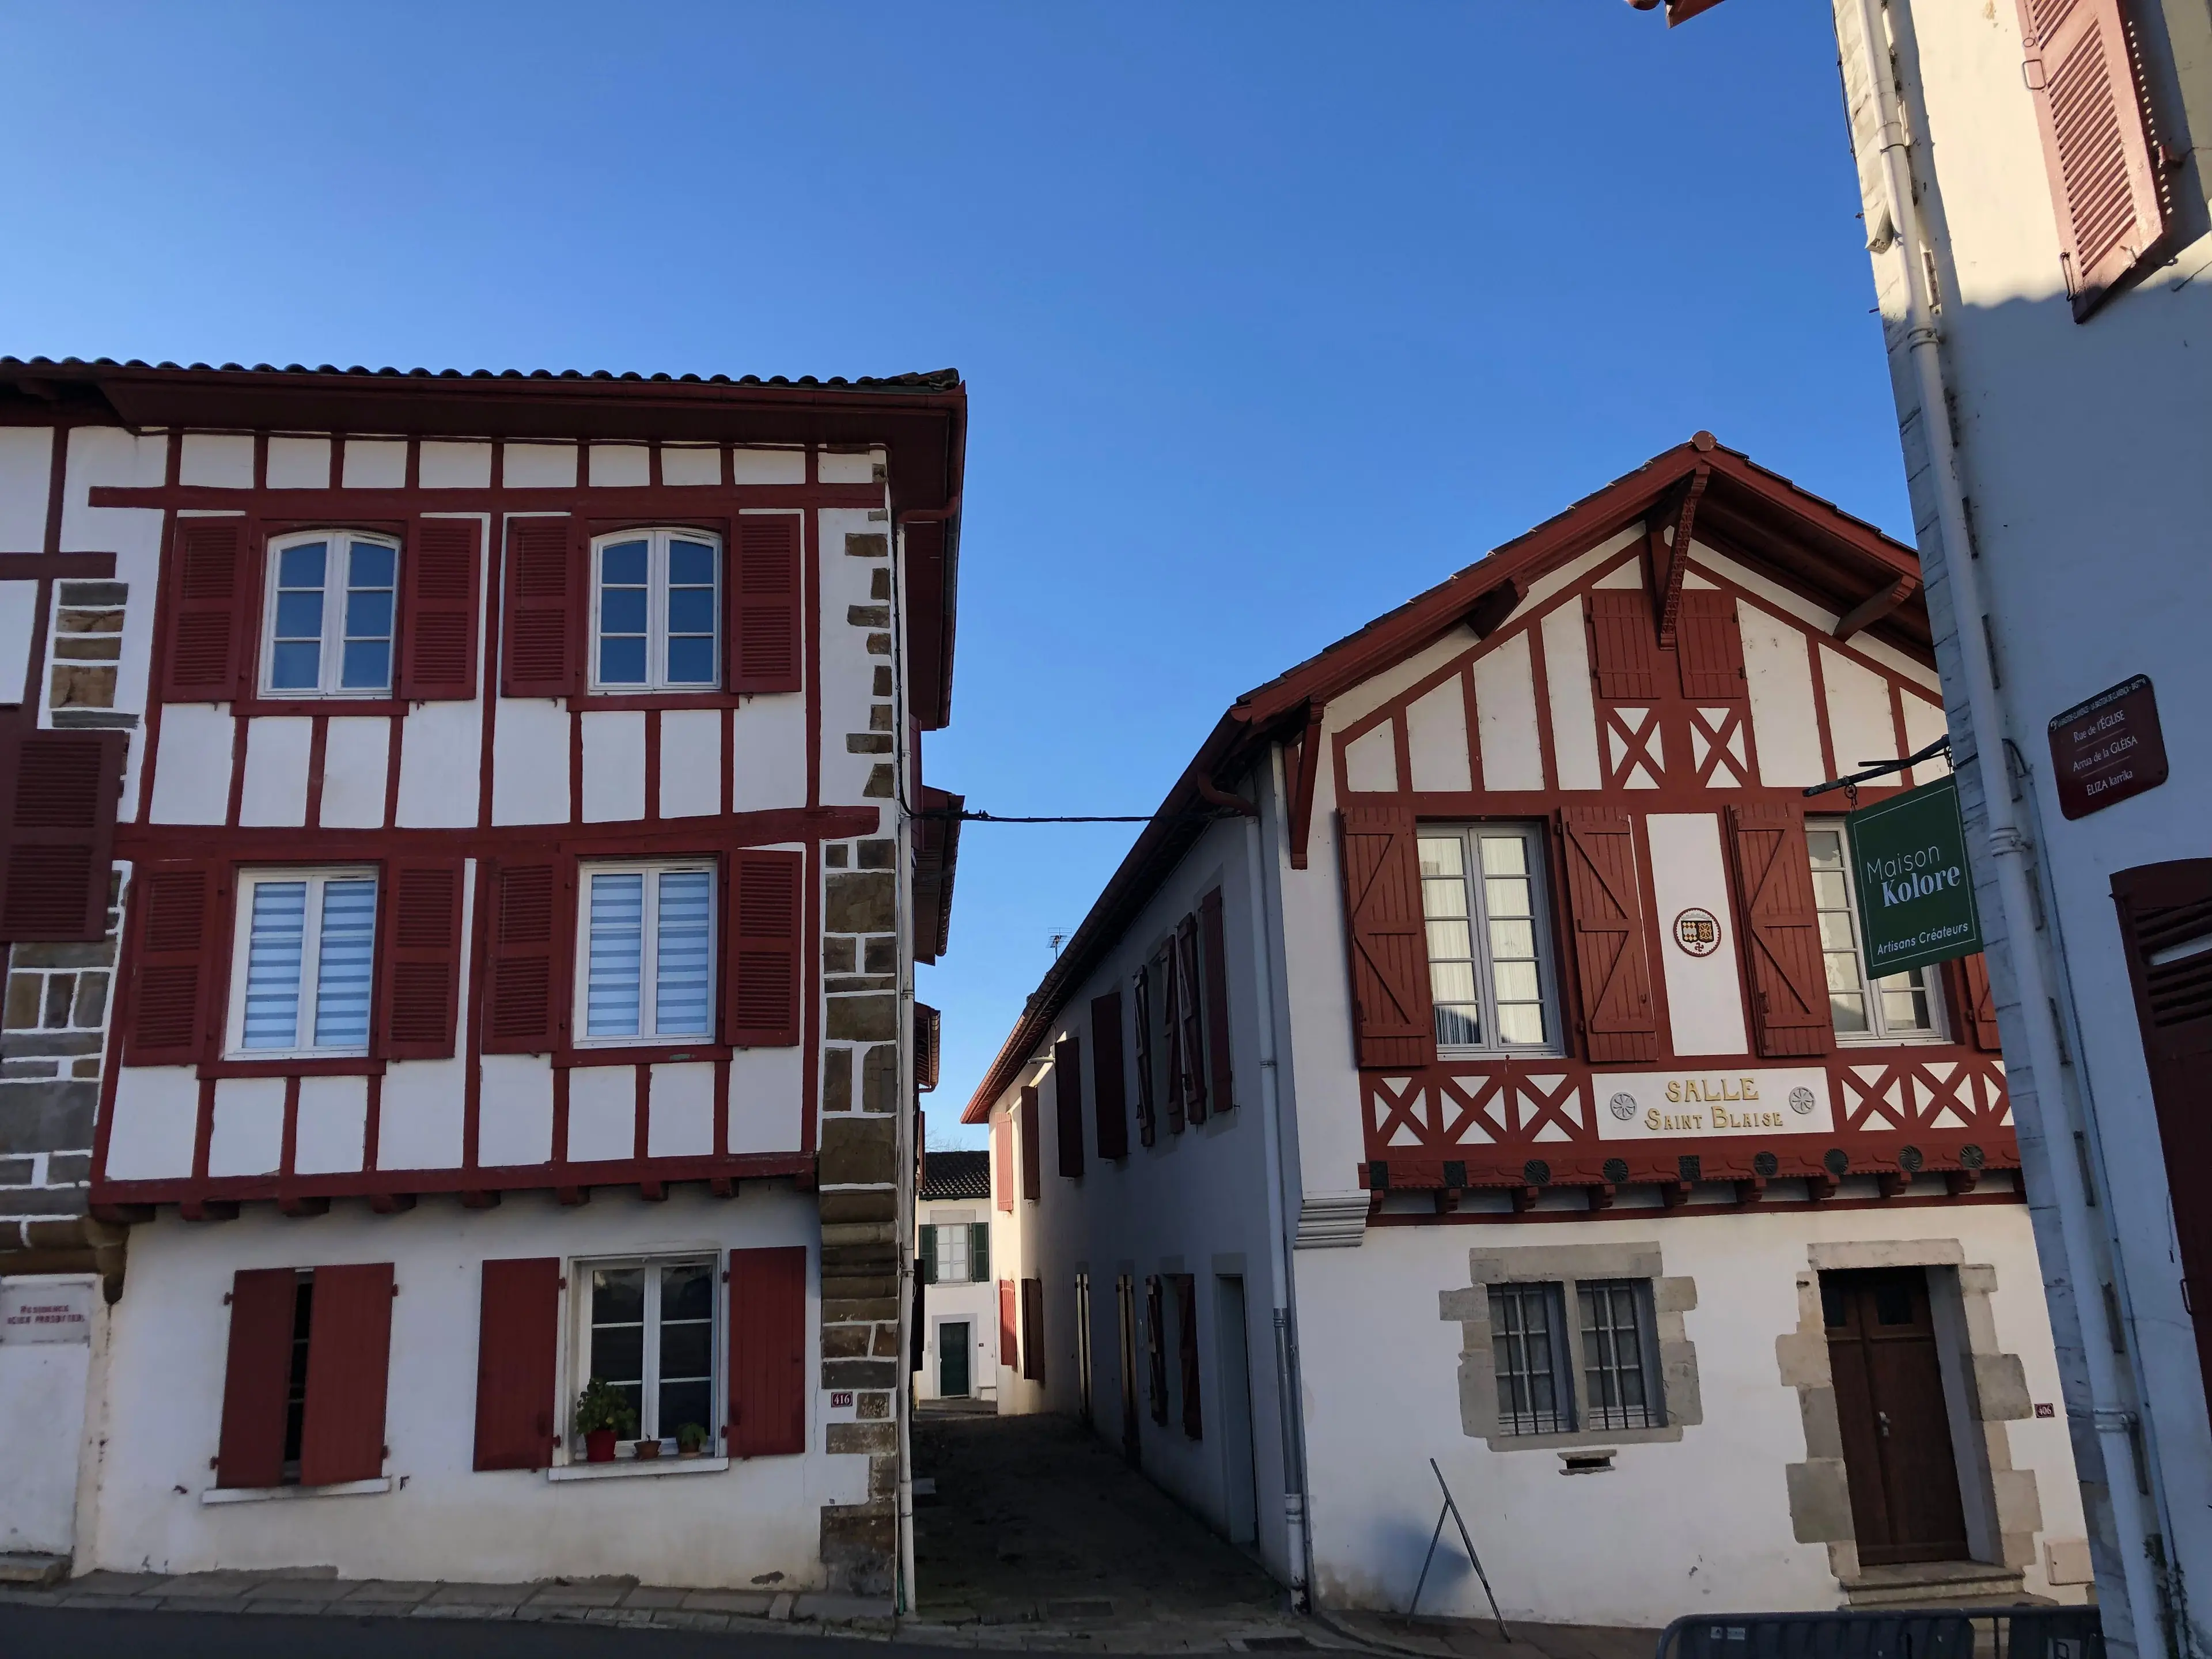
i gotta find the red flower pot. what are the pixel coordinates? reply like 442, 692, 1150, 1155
585, 1428, 618, 1463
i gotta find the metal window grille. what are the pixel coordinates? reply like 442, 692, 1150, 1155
1489, 1282, 1571, 1434
1578, 1278, 1660, 1430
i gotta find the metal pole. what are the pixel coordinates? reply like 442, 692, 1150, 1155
1432, 1459, 1510, 1642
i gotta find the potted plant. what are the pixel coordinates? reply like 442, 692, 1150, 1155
634, 1434, 662, 1461
676, 1422, 709, 1458
575, 1378, 635, 1464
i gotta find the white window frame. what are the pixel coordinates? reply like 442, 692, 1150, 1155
570, 1253, 721, 1455
1806, 819, 1950, 1046
260, 529, 402, 699
573, 859, 718, 1048
588, 528, 722, 693
223, 866, 381, 1060
1417, 822, 1565, 1059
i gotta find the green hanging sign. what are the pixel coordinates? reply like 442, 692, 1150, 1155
1843, 774, 1983, 979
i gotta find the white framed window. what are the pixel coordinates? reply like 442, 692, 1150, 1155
262, 531, 399, 697
576, 1257, 718, 1453
1807, 824, 1947, 1043
225, 868, 379, 1058
576, 861, 715, 1044
590, 529, 720, 691
1417, 824, 1562, 1056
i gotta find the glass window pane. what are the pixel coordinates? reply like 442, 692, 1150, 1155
1434, 1005, 1483, 1047
665, 636, 714, 685
270, 641, 321, 691
660, 1321, 711, 1381
347, 540, 395, 589
661, 1262, 713, 1321
1424, 918, 1472, 961
340, 640, 391, 690
1492, 960, 1541, 1003
242, 881, 307, 1049
668, 540, 715, 585
1879, 972, 1933, 1031
653, 870, 713, 1036
1418, 836, 1464, 879
1488, 918, 1536, 960
1824, 950, 1863, 993
312, 879, 377, 1048
586, 873, 644, 1037
593, 1266, 644, 1323
278, 543, 328, 588
346, 587, 394, 642
1806, 830, 1843, 867
937, 1229, 969, 1281
1429, 961, 1479, 1005
1496, 1002, 1548, 1046
1478, 835, 1528, 877
599, 637, 647, 685
667, 586, 717, 635
1484, 876, 1532, 918
1813, 871, 1851, 911
1818, 911, 1857, 950
1421, 876, 1469, 919
601, 541, 649, 586
601, 588, 649, 635
658, 1379, 711, 1442
274, 590, 325, 639
1830, 990, 1869, 1032
590, 1325, 644, 1391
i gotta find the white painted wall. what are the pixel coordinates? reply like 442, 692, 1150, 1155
92, 1192, 853, 1588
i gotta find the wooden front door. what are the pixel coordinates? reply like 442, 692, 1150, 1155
938, 1321, 970, 1399
1116, 1273, 1141, 1465
1823, 1268, 1971, 1565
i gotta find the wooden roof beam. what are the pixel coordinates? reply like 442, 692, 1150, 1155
1834, 576, 1919, 642
1654, 457, 1711, 650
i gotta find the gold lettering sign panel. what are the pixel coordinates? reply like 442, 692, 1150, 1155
1591, 1069, 1834, 1142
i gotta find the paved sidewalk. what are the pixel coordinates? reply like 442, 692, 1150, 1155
0, 1569, 895, 1636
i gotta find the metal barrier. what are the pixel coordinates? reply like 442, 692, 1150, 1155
1655, 1607, 2104, 1659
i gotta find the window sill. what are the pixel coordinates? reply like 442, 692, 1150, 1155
558, 1044, 729, 1069
570, 692, 751, 713
202, 1477, 391, 1505
547, 1455, 729, 1483
238, 698, 415, 718
1434, 1048, 1567, 1065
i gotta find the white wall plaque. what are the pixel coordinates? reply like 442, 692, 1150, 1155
1592, 1068, 1834, 1141
0, 1281, 94, 1344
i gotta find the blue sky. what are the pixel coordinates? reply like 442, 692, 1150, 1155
2, 3, 1903, 1148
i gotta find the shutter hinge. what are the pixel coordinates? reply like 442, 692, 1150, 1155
381, 1445, 390, 1460
222, 1292, 233, 1305
392, 1283, 400, 1297
558, 1277, 567, 1291
210, 1456, 219, 1469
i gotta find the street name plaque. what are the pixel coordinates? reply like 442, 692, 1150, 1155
1843, 774, 1983, 979
2048, 674, 2167, 821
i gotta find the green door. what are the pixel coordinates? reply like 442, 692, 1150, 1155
938, 1320, 971, 1398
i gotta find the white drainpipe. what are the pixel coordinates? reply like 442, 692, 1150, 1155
1846, 0, 2162, 1646
1247, 745, 1312, 1609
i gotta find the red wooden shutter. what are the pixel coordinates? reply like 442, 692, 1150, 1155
1145, 1276, 1168, 1423
994, 1116, 1013, 1211
725, 849, 801, 1046
1132, 968, 1158, 1146
1199, 888, 1234, 1113
160, 517, 252, 700
1727, 804, 1835, 1059
2111, 861, 2212, 1400
2016, 0, 2169, 319
1018, 1085, 1041, 1201
730, 516, 802, 694
1176, 914, 1207, 1126
1020, 1277, 1044, 1383
124, 862, 221, 1065
1675, 590, 1745, 701
501, 516, 577, 698
1176, 1275, 1202, 1440
215, 1267, 298, 1489
0, 729, 123, 942
473, 1257, 560, 1471
999, 1279, 1019, 1376
1338, 806, 1435, 1069
482, 860, 567, 1055
1055, 1035, 1085, 1179
298, 1263, 395, 1487
1558, 809, 1660, 1063
1090, 991, 1129, 1160
376, 861, 464, 1059
1586, 590, 1661, 702
399, 517, 482, 700
728, 1245, 806, 1457
1957, 952, 2002, 1051
1158, 947, 1187, 1135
